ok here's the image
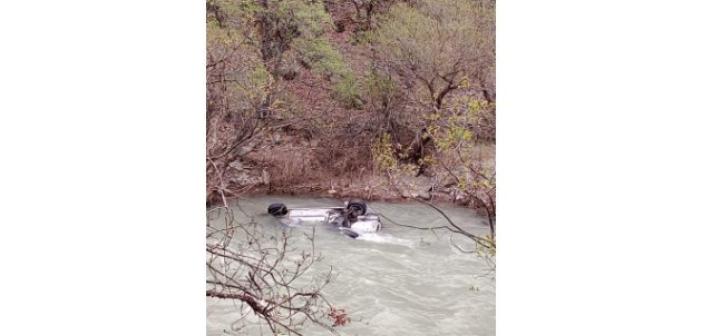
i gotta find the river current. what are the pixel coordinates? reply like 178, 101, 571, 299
207, 196, 495, 336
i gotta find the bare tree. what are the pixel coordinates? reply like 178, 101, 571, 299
371, 0, 494, 111
206, 0, 281, 204
206, 205, 349, 335
365, 0, 495, 169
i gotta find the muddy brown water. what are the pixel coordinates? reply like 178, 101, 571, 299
207, 196, 495, 336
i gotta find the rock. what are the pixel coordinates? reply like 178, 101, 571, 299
411, 190, 431, 201
417, 190, 432, 200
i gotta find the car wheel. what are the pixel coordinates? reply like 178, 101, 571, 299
267, 203, 288, 217
346, 200, 367, 216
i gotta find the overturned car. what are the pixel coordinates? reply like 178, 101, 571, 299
267, 200, 381, 239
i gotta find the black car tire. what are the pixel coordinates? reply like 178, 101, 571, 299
346, 200, 367, 216
267, 203, 288, 217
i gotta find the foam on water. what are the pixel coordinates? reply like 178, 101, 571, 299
355, 232, 416, 247
208, 196, 495, 336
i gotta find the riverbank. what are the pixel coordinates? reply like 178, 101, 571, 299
212, 141, 494, 213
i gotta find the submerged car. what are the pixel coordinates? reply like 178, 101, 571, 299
267, 200, 381, 238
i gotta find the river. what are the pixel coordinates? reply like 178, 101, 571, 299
207, 196, 495, 336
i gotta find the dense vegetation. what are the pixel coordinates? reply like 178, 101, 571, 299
206, 0, 495, 228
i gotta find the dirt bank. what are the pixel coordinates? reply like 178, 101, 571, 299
211, 141, 494, 215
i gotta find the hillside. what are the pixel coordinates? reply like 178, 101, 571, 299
206, 0, 495, 225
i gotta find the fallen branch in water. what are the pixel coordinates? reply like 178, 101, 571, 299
380, 199, 496, 267
379, 213, 457, 232
414, 199, 494, 250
